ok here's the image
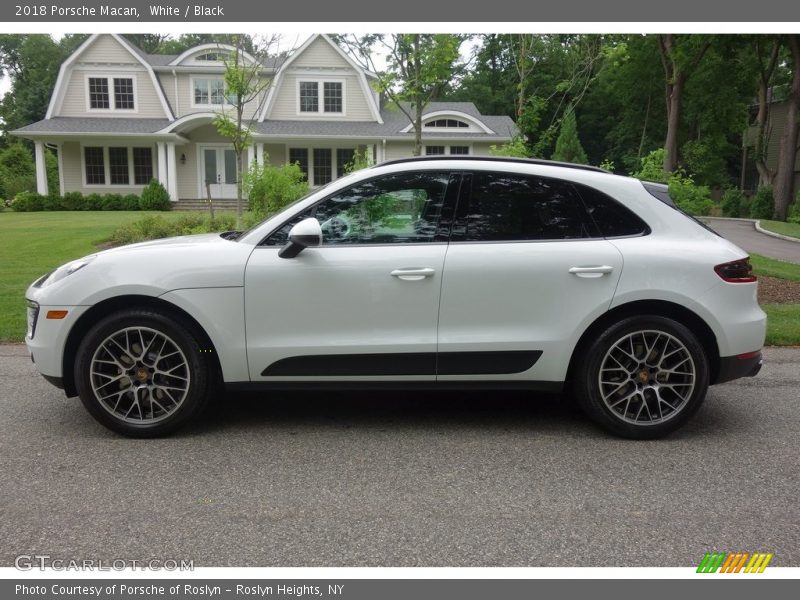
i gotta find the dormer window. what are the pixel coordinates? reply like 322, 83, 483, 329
87, 76, 135, 111
192, 77, 231, 107
298, 80, 344, 115
424, 119, 469, 128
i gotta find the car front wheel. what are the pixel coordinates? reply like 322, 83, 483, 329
74, 308, 213, 437
574, 315, 710, 439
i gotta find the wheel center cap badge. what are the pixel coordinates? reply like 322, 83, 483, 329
135, 368, 149, 381
638, 371, 649, 382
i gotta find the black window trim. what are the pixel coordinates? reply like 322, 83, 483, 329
573, 182, 652, 240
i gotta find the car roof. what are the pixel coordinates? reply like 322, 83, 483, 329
378, 155, 610, 174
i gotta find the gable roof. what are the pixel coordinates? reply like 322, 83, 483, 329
46, 34, 175, 121
259, 34, 382, 123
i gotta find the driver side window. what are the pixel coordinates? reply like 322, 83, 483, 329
263, 171, 450, 246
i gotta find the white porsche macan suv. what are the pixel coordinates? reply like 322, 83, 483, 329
25, 157, 766, 439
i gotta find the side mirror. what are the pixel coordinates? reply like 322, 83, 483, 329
278, 217, 322, 259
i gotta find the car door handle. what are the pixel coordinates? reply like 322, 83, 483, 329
569, 265, 614, 278
390, 267, 436, 281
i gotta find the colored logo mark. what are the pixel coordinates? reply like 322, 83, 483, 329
697, 552, 773, 573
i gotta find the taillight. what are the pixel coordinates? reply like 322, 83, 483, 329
714, 258, 756, 283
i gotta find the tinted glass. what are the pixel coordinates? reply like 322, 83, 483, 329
263, 171, 450, 246
451, 172, 594, 241
576, 183, 649, 237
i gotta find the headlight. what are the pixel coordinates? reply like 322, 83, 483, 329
26, 300, 40, 339
40, 255, 96, 287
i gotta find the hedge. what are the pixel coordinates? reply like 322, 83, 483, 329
10, 188, 170, 212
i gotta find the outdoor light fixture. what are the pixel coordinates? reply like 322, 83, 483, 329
180, 153, 186, 165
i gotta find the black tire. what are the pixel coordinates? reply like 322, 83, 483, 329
573, 315, 710, 439
74, 308, 214, 437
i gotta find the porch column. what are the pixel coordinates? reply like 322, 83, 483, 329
156, 142, 168, 188
256, 143, 264, 167
166, 141, 178, 201
34, 141, 48, 196
247, 144, 256, 170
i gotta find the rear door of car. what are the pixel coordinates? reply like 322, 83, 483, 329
435, 170, 625, 384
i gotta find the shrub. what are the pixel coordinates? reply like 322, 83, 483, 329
720, 188, 745, 218
667, 172, 714, 216
748, 186, 774, 220
102, 193, 125, 211
122, 193, 141, 211
244, 162, 309, 217
62, 191, 84, 211
344, 147, 374, 173
787, 192, 800, 224
631, 148, 668, 183
107, 212, 243, 246
11, 191, 46, 212
83, 193, 104, 210
42, 194, 64, 211
139, 179, 172, 211
0, 143, 36, 201
489, 137, 530, 158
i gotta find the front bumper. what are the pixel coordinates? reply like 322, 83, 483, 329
24, 301, 90, 385
715, 351, 763, 384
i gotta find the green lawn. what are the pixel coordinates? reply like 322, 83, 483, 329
762, 304, 800, 346
758, 219, 800, 240
749, 253, 800, 281
0, 211, 191, 342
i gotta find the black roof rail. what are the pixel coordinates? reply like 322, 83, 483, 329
377, 155, 609, 174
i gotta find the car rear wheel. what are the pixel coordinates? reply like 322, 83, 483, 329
574, 315, 710, 439
74, 308, 213, 437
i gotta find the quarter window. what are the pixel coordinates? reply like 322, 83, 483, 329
451, 172, 594, 242
576, 183, 649, 238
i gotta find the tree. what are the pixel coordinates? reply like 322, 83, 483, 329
336, 34, 463, 155
551, 109, 588, 164
212, 34, 282, 226
657, 34, 712, 173
773, 35, 800, 220
750, 36, 782, 187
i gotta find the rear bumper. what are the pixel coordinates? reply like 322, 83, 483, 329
715, 351, 763, 384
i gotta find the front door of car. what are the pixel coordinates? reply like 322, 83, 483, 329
436, 171, 624, 384
244, 170, 458, 382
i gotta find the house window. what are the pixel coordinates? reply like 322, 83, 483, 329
336, 149, 355, 178
289, 148, 309, 180
299, 82, 319, 112
109, 147, 130, 185
324, 82, 343, 113
193, 78, 227, 106
424, 119, 469, 128
425, 146, 445, 156
88, 78, 110, 109
113, 78, 135, 110
450, 146, 470, 155
299, 80, 344, 114
313, 149, 332, 186
132, 148, 154, 185
425, 145, 469, 156
196, 52, 226, 61
84, 146, 153, 186
84, 147, 105, 184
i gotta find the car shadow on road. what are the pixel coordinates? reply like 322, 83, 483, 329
182, 389, 598, 437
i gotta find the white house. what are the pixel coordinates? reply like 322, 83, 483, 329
13, 33, 517, 202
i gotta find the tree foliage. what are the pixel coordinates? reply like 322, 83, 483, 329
551, 109, 588, 164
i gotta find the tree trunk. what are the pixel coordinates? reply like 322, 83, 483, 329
773, 35, 800, 221
412, 35, 423, 156
664, 75, 684, 173
754, 39, 780, 187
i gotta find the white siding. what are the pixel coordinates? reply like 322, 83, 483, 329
158, 72, 268, 119
291, 37, 351, 69
384, 142, 415, 161
78, 35, 139, 65
270, 73, 372, 121
58, 69, 167, 118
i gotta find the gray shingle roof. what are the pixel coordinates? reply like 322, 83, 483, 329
13, 117, 172, 135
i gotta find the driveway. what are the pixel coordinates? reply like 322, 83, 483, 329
1, 343, 797, 567
703, 218, 800, 264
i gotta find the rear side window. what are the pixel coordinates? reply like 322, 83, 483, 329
576, 183, 649, 238
451, 171, 595, 242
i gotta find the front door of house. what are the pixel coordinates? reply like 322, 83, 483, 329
202, 147, 237, 199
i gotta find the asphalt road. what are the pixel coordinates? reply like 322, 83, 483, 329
1, 344, 798, 568
704, 218, 800, 264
